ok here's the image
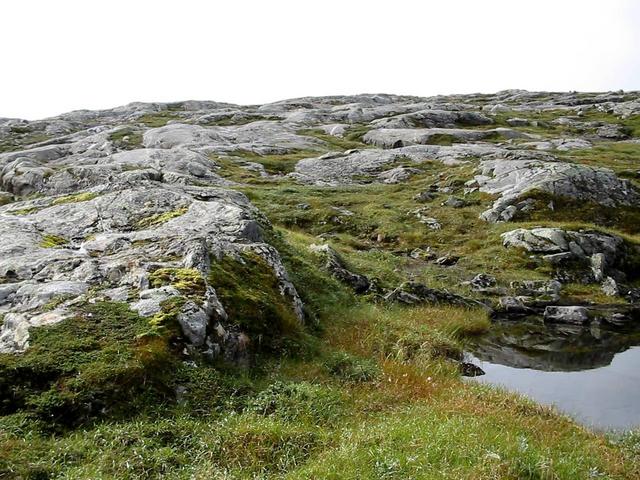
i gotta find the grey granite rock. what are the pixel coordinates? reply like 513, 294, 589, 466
477, 159, 640, 222
1, 89, 638, 361
543, 306, 590, 325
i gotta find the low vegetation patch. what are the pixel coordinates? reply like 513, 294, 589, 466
136, 206, 188, 229
108, 127, 143, 149
227, 148, 319, 175
208, 251, 303, 353
138, 111, 182, 127
297, 127, 371, 150
0, 302, 176, 430
149, 267, 206, 300
39, 234, 68, 248
51, 192, 98, 205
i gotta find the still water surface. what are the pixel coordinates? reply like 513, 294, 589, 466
468, 318, 640, 431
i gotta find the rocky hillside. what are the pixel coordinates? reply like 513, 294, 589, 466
1, 91, 640, 478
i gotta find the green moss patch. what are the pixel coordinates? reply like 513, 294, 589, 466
136, 206, 188, 229
228, 149, 319, 175
51, 192, 98, 205
0, 132, 50, 154
297, 127, 371, 151
108, 128, 143, 150
8, 206, 40, 216
0, 302, 176, 429
208, 251, 302, 352
149, 268, 206, 300
138, 112, 182, 127
39, 234, 68, 248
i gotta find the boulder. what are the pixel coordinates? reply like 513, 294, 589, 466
476, 159, 640, 223
502, 228, 628, 284
596, 124, 629, 140
543, 306, 589, 325
441, 196, 468, 208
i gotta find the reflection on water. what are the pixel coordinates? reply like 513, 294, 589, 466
468, 317, 640, 431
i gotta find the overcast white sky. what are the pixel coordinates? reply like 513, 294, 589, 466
1, 0, 639, 120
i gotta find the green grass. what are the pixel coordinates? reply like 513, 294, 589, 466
208, 251, 305, 354
558, 142, 640, 182
2, 106, 640, 478
239, 167, 550, 293
138, 112, 182, 128
108, 128, 143, 150
223, 149, 320, 175
513, 189, 640, 234
1, 299, 637, 478
297, 127, 371, 151
286, 395, 627, 479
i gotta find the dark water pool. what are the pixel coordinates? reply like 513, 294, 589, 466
467, 317, 640, 431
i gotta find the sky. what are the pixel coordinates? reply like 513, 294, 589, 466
1, 0, 639, 120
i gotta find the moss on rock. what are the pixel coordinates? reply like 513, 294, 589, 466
208, 251, 301, 352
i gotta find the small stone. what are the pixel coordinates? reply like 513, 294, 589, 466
422, 217, 442, 230
460, 362, 485, 377
498, 296, 531, 314
434, 254, 459, 266
601, 277, 619, 296
506, 118, 530, 127
441, 196, 467, 208
409, 248, 436, 260
591, 253, 607, 282
414, 191, 436, 203
470, 273, 497, 290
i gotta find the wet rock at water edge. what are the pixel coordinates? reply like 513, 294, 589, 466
460, 362, 485, 377
543, 306, 590, 325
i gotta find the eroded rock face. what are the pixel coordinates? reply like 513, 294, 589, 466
362, 127, 533, 149
1, 89, 639, 358
501, 227, 632, 286
0, 182, 303, 356
369, 109, 493, 129
476, 159, 640, 222
501, 228, 625, 258
384, 281, 489, 310
291, 144, 501, 185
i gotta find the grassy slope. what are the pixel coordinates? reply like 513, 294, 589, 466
2, 115, 640, 478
